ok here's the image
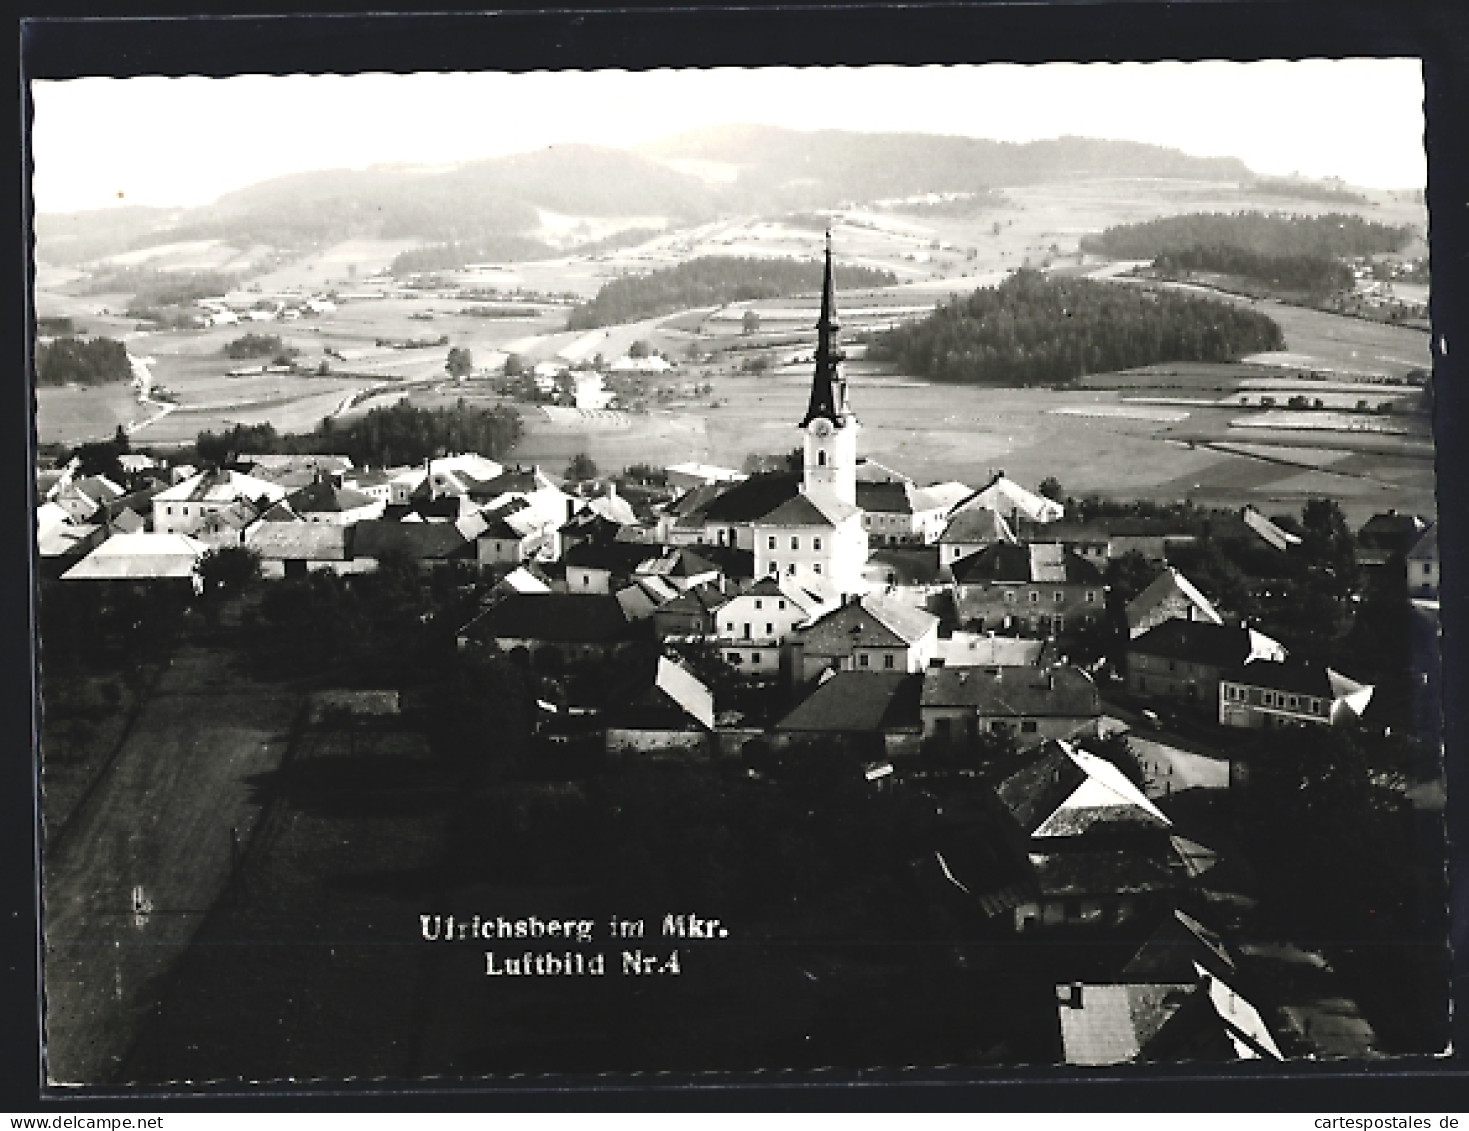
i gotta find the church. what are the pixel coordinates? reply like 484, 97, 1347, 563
751, 233, 870, 594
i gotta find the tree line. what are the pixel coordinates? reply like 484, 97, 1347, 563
1080, 210, 1413, 259
566, 256, 899, 330
193, 399, 523, 469
36, 335, 132, 386
1150, 245, 1356, 297
867, 269, 1285, 386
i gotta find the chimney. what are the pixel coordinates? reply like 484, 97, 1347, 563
1064, 983, 1084, 1009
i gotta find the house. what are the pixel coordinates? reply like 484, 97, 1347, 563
475, 501, 549, 567
1242, 505, 1302, 553
1055, 970, 1284, 1065
942, 472, 1064, 553
490, 564, 554, 597
284, 478, 386, 525
564, 540, 658, 594
651, 581, 731, 641
190, 501, 261, 548
605, 656, 715, 756
920, 665, 1100, 747
949, 542, 1105, 636
54, 475, 125, 523
36, 501, 71, 536
240, 453, 354, 480
1218, 662, 1374, 730
613, 576, 681, 623
993, 741, 1192, 934
661, 472, 800, 549
1126, 567, 1224, 639
152, 469, 287, 535
351, 519, 475, 570
61, 531, 207, 589
770, 670, 924, 759
634, 546, 724, 592
37, 522, 104, 578
1406, 522, 1439, 599
340, 468, 396, 503
456, 592, 634, 663
861, 546, 945, 593
1357, 509, 1431, 568
751, 492, 868, 593
791, 594, 939, 681
937, 502, 1017, 566
1127, 620, 1287, 706
716, 575, 834, 675
246, 522, 364, 578
856, 479, 947, 546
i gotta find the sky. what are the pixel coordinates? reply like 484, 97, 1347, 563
30, 60, 1426, 214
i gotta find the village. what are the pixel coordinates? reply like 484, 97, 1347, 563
35, 240, 1445, 1075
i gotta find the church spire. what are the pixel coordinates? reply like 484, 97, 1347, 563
800, 230, 850, 429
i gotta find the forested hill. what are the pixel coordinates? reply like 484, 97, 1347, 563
868, 270, 1284, 386
1151, 247, 1356, 298
566, 257, 898, 330
1081, 211, 1414, 259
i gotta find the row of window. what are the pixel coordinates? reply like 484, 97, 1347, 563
997, 589, 1098, 604
768, 535, 823, 552
933, 716, 1041, 735
1224, 684, 1323, 714
768, 561, 821, 576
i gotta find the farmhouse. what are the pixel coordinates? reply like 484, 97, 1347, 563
1128, 620, 1287, 705
62, 531, 207, 589
246, 522, 364, 578
920, 665, 1100, 747
771, 670, 925, 759
1406, 522, 1439, 600
456, 592, 634, 663
604, 656, 715, 757
1218, 662, 1374, 730
949, 541, 1105, 636
790, 594, 939, 681
284, 478, 386, 525
152, 469, 287, 536
1126, 567, 1224, 639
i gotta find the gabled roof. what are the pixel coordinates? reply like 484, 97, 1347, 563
854, 459, 913, 485
866, 546, 944, 586
246, 522, 351, 561
67, 475, 125, 505
940, 504, 1017, 545
1057, 982, 1196, 1066
154, 468, 285, 505
774, 671, 923, 734
756, 492, 856, 528
1221, 661, 1373, 711
610, 656, 715, 731
62, 532, 206, 580
1122, 910, 1238, 985
993, 741, 1170, 838
1129, 620, 1285, 668
1407, 522, 1438, 562
856, 480, 914, 514
564, 540, 654, 573
38, 522, 101, 558
797, 595, 938, 651
699, 472, 802, 523
286, 479, 378, 514
495, 565, 553, 594
1358, 510, 1430, 543
937, 633, 1046, 668
654, 580, 731, 618
1126, 567, 1224, 630
636, 546, 721, 579
951, 541, 1101, 585
1242, 505, 1302, 552
924, 666, 1099, 720
459, 592, 631, 646
351, 519, 473, 561
951, 473, 1064, 524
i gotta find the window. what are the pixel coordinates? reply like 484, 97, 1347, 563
765, 623, 773, 636
884, 653, 895, 669
742, 623, 751, 640
727, 652, 742, 664
1288, 696, 1299, 710
769, 561, 778, 575
582, 575, 590, 588
166, 506, 173, 515
767, 536, 776, 550
859, 653, 870, 667
754, 599, 762, 610
1029, 591, 1039, 604
813, 563, 822, 575
1021, 720, 1038, 734
723, 622, 734, 635
750, 653, 761, 666
1310, 698, 1322, 714
1054, 591, 1064, 603
1086, 591, 1096, 603
817, 450, 827, 466
777, 600, 786, 610
1424, 563, 1433, 576
813, 537, 822, 551
790, 536, 799, 551
786, 564, 796, 575
1005, 590, 1016, 603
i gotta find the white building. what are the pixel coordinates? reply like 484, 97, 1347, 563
152, 469, 287, 535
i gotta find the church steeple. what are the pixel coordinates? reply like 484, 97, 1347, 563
800, 230, 852, 429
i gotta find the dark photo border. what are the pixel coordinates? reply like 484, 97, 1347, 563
7, 0, 1469, 1111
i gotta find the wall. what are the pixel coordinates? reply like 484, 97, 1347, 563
605, 728, 711, 757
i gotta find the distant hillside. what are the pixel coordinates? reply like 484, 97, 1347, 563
566, 256, 898, 330
36, 128, 1261, 267
868, 269, 1284, 385
1081, 211, 1414, 259
641, 125, 1254, 209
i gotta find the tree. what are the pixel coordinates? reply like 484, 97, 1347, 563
628, 340, 652, 359
504, 353, 527, 377
565, 452, 599, 482
197, 546, 261, 596
742, 310, 761, 335
446, 346, 473, 379
1038, 476, 1064, 503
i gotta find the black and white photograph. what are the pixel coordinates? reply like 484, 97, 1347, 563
25, 37, 1453, 1092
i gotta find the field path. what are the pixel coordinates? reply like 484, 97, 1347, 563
41, 643, 302, 1085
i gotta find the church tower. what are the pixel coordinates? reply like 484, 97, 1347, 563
800, 231, 860, 509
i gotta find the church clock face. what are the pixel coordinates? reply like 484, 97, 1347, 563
811, 418, 833, 439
